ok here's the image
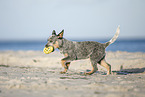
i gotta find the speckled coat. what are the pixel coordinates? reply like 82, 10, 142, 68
58, 38, 107, 64
45, 26, 120, 74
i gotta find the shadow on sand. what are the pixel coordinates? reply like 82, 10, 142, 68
112, 67, 145, 75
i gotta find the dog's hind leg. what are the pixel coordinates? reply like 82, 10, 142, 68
99, 59, 111, 75
85, 58, 98, 75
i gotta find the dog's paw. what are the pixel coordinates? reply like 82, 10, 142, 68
60, 71, 66, 74
107, 72, 112, 75
84, 72, 93, 75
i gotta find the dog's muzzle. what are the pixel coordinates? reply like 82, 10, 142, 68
43, 46, 54, 54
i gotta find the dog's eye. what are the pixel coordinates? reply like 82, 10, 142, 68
48, 39, 52, 42
49, 39, 53, 42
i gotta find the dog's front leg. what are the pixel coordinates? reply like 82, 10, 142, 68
60, 56, 71, 74
60, 60, 70, 74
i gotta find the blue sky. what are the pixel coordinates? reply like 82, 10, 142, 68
0, 0, 145, 41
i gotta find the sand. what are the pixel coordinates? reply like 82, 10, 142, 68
0, 51, 145, 97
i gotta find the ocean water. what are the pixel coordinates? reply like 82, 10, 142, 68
0, 39, 145, 52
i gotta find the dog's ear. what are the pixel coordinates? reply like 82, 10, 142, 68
58, 29, 64, 38
52, 30, 56, 36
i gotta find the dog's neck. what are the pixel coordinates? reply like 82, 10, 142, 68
58, 38, 75, 54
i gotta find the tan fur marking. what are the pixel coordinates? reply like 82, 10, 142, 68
53, 41, 59, 48
99, 59, 111, 75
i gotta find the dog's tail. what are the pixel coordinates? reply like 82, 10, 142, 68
105, 25, 120, 48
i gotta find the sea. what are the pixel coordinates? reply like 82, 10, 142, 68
0, 39, 145, 52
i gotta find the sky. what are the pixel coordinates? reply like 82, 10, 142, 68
0, 0, 145, 41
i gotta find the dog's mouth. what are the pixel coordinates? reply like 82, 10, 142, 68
43, 46, 54, 54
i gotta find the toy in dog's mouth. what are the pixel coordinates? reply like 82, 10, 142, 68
43, 46, 54, 54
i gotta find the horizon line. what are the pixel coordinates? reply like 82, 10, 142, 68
0, 37, 145, 42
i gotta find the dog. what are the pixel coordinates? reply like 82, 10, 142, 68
45, 26, 120, 75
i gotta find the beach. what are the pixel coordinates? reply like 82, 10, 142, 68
0, 51, 145, 97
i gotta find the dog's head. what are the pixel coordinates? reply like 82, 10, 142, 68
45, 30, 64, 51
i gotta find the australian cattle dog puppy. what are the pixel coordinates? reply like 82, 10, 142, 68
45, 26, 120, 75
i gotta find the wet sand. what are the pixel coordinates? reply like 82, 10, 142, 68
0, 51, 145, 97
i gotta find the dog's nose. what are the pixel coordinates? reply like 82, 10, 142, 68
45, 44, 48, 48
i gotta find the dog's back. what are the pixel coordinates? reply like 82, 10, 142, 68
74, 41, 105, 60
